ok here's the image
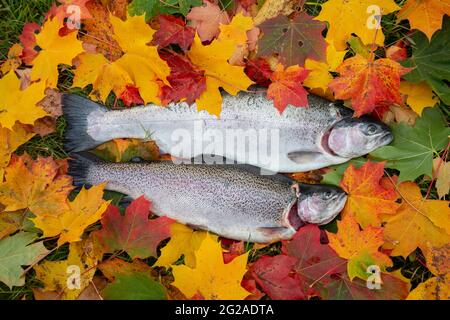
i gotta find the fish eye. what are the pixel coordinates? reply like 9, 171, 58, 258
321, 191, 333, 200
364, 124, 379, 135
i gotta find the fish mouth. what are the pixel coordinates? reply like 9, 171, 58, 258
380, 131, 393, 145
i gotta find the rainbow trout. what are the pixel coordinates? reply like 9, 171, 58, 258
69, 153, 347, 243
62, 91, 392, 172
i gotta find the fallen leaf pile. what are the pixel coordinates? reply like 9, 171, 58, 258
0, 0, 448, 300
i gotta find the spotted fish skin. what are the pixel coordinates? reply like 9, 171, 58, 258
63, 91, 352, 173
70, 153, 302, 243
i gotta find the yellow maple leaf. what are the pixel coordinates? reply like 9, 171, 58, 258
32, 183, 110, 246
171, 233, 250, 300
433, 158, 450, 199
34, 238, 101, 300
73, 53, 132, 101
30, 18, 84, 87
219, 13, 253, 46
399, 81, 438, 115
73, 14, 169, 104
0, 72, 47, 129
155, 223, 208, 268
188, 35, 253, 115
0, 154, 72, 216
304, 41, 347, 93
327, 213, 393, 280
407, 243, 450, 300
0, 124, 35, 178
382, 182, 450, 257
316, 0, 400, 50
1, 44, 23, 74
398, 0, 450, 40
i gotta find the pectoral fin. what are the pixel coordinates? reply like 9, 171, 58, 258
287, 151, 324, 164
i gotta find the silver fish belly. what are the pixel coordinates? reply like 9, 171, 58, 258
63, 92, 352, 172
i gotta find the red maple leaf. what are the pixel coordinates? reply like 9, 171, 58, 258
93, 196, 174, 259
160, 51, 206, 105
267, 64, 310, 113
120, 85, 145, 107
244, 58, 273, 87
153, 15, 195, 51
19, 22, 41, 65
329, 55, 411, 117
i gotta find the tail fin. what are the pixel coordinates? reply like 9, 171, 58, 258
68, 152, 103, 187
62, 94, 107, 152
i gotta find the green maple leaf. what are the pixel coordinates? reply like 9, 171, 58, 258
0, 232, 48, 288
128, 0, 202, 20
402, 15, 450, 104
102, 272, 167, 300
370, 107, 450, 182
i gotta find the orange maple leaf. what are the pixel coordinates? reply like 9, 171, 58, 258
327, 213, 392, 280
340, 161, 400, 228
382, 182, 450, 258
329, 55, 411, 117
267, 64, 310, 114
0, 154, 73, 216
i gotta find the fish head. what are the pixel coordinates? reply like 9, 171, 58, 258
326, 116, 393, 158
296, 184, 347, 225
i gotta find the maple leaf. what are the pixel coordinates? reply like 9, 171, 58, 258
72, 52, 132, 101
0, 232, 48, 288
129, 0, 203, 20
251, 255, 307, 299
93, 138, 160, 163
0, 72, 47, 129
19, 22, 41, 65
253, 0, 302, 25
433, 158, 449, 199
80, 0, 123, 61
339, 161, 400, 228
159, 51, 206, 105
1, 44, 23, 74
0, 154, 72, 217
402, 16, 450, 105
32, 183, 110, 246
315, 0, 400, 51
244, 58, 273, 87
94, 196, 173, 259
102, 272, 167, 300
329, 55, 411, 117
219, 13, 253, 46
74, 14, 170, 104
304, 40, 347, 93
30, 18, 84, 87
171, 233, 250, 300
153, 14, 195, 51
186, 0, 230, 42
155, 223, 208, 268
119, 85, 144, 106
267, 64, 309, 113
257, 13, 327, 67
34, 239, 101, 299
187, 34, 253, 115
407, 243, 450, 300
371, 107, 450, 182
382, 182, 450, 257
0, 125, 35, 178
251, 225, 409, 300
398, 0, 450, 40
327, 214, 393, 280
399, 81, 438, 115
